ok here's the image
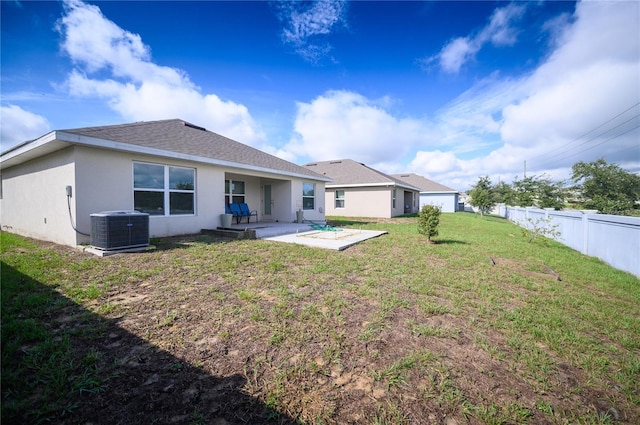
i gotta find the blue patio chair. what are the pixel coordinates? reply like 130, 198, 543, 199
239, 203, 258, 223
229, 203, 244, 224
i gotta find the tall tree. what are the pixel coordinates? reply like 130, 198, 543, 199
512, 174, 566, 209
468, 176, 496, 216
493, 181, 516, 205
536, 176, 566, 210
571, 158, 640, 214
512, 176, 537, 207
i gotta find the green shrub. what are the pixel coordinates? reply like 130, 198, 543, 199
417, 204, 441, 242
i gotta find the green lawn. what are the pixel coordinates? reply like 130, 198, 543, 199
2, 212, 638, 424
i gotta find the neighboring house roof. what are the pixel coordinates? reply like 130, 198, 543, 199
1, 119, 330, 181
391, 173, 458, 193
304, 159, 420, 191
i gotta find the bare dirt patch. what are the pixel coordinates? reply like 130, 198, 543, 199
3, 232, 639, 425
490, 257, 561, 281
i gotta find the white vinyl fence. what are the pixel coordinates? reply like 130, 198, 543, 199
499, 206, 640, 278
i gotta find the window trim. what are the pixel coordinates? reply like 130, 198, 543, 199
225, 179, 246, 205
133, 161, 196, 216
335, 189, 345, 209
302, 182, 315, 211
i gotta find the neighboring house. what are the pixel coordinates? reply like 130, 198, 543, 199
303, 159, 420, 218
0, 119, 330, 247
392, 173, 459, 213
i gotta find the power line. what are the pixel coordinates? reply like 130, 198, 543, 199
527, 102, 640, 170
569, 123, 640, 156
542, 113, 639, 161
534, 123, 639, 172
528, 101, 639, 164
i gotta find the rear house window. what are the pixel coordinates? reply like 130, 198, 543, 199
134, 162, 195, 216
335, 189, 345, 208
303, 182, 315, 210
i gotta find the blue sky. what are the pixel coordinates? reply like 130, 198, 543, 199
2, 0, 638, 190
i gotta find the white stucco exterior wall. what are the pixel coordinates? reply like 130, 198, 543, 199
324, 186, 418, 218
324, 187, 395, 218
1, 147, 78, 246
78, 147, 227, 239
2, 146, 229, 246
420, 193, 459, 213
290, 179, 326, 222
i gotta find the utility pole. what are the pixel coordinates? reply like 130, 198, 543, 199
524, 160, 527, 178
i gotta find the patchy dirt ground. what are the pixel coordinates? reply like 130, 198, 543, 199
3, 227, 639, 425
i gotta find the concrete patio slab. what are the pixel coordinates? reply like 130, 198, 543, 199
221, 221, 315, 238
261, 228, 387, 251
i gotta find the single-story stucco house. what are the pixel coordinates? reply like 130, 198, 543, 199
392, 173, 459, 213
303, 159, 420, 218
0, 119, 330, 248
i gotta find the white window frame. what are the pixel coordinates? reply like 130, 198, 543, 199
335, 189, 345, 208
303, 182, 315, 210
225, 179, 246, 205
133, 162, 196, 216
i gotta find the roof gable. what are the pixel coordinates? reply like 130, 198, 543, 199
392, 173, 457, 193
304, 159, 419, 191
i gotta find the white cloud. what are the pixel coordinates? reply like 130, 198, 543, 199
285, 90, 428, 165
481, 3, 525, 46
431, 3, 526, 74
274, 0, 348, 63
497, 0, 640, 171
284, 1, 639, 192
281, 75, 530, 186
0, 105, 50, 150
405, 1, 639, 189
56, 0, 266, 145
408, 151, 461, 175
438, 37, 476, 75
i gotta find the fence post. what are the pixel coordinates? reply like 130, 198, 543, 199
580, 210, 597, 255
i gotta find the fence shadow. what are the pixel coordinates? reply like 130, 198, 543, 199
1, 262, 297, 425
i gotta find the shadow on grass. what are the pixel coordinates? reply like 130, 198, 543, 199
400, 213, 419, 218
327, 218, 376, 227
150, 233, 235, 251
434, 239, 468, 245
1, 262, 297, 425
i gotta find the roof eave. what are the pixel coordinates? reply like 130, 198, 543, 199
421, 190, 459, 194
0, 131, 71, 169
327, 182, 420, 191
1, 130, 331, 182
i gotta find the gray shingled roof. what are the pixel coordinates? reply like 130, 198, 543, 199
58, 119, 327, 180
304, 159, 420, 190
391, 173, 458, 193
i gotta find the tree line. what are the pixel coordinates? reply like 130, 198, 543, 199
468, 158, 640, 216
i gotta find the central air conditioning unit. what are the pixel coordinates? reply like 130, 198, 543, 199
90, 211, 149, 250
